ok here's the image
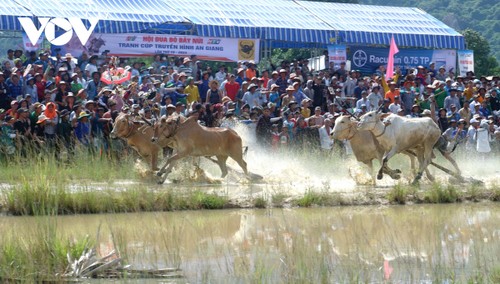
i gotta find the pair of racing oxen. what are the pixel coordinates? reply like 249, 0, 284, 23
110, 113, 250, 184
110, 109, 463, 185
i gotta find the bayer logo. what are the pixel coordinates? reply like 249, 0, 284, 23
352, 50, 367, 67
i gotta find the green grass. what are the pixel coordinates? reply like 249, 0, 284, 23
253, 196, 267, 208
0, 219, 93, 282
294, 190, 344, 207
423, 183, 462, 204
387, 184, 410, 204
490, 184, 500, 202
271, 193, 288, 207
0, 145, 136, 183
3, 178, 229, 215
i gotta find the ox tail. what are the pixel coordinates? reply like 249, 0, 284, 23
433, 136, 447, 151
243, 146, 248, 157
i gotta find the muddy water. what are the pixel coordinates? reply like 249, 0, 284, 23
1, 204, 499, 282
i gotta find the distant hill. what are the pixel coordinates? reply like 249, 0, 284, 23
361, 0, 500, 60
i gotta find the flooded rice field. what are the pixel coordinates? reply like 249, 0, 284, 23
1, 204, 499, 283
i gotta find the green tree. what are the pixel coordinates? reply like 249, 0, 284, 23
462, 29, 499, 76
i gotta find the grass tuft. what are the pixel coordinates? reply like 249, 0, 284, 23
423, 183, 462, 203
387, 184, 409, 204
489, 184, 500, 201
271, 193, 287, 207
294, 191, 344, 207
253, 196, 267, 208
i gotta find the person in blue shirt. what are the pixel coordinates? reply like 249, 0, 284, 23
235, 68, 245, 87
197, 72, 210, 102
74, 111, 91, 146
268, 84, 281, 109
33, 52, 51, 72
162, 86, 187, 106
292, 82, 307, 104
23, 51, 38, 67
86, 72, 102, 100
7, 74, 23, 99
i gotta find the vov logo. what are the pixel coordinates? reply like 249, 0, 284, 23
19, 17, 99, 46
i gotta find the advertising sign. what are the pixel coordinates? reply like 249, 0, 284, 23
60, 33, 260, 62
348, 46, 456, 75
457, 50, 474, 77
327, 44, 347, 70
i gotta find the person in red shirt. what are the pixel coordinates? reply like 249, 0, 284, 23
224, 74, 240, 102
261, 70, 270, 89
385, 81, 400, 104
34, 73, 45, 103
416, 65, 427, 86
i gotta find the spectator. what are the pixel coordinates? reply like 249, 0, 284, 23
215, 65, 226, 86
242, 84, 260, 109
384, 81, 400, 103
184, 77, 200, 105
74, 111, 91, 146
206, 80, 222, 104
86, 72, 102, 101
474, 119, 494, 158
389, 96, 402, 114
444, 88, 461, 112
7, 74, 23, 99
224, 74, 240, 102
437, 108, 449, 133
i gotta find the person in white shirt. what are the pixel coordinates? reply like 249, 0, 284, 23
63, 53, 77, 72
389, 96, 403, 114
366, 85, 383, 110
344, 70, 358, 97
318, 118, 334, 151
76, 70, 88, 89
241, 84, 260, 109
356, 90, 370, 112
84, 55, 99, 79
466, 118, 480, 151
215, 65, 226, 86
474, 119, 495, 157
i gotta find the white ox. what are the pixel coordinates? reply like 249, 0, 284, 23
357, 111, 441, 184
331, 115, 433, 183
331, 115, 402, 182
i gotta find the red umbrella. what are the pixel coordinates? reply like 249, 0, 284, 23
100, 67, 131, 85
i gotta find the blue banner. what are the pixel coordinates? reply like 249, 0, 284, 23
348, 46, 456, 75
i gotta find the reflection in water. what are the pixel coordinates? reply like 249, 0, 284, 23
0, 204, 499, 282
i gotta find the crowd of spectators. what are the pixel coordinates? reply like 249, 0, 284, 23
0, 48, 499, 162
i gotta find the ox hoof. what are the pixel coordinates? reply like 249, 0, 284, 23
156, 175, 167, 185
377, 173, 383, 180
395, 169, 402, 174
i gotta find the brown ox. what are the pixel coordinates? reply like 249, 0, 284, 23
110, 113, 165, 170
153, 115, 248, 183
